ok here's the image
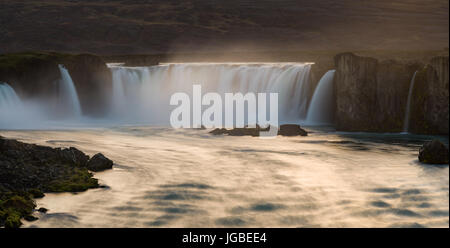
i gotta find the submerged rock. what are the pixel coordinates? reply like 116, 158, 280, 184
209, 124, 307, 137
24, 215, 38, 222
227, 127, 261, 137
37, 207, 48, 213
210, 128, 229, 135
210, 125, 269, 137
87, 153, 113, 172
334, 53, 448, 134
418, 140, 449, 164
278, 124, 308, 136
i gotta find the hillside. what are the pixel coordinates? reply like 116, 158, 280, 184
0, 0, 448, 55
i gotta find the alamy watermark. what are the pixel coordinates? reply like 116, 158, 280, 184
170, 84, 278, 137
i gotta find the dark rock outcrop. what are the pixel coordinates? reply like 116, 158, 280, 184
0, 136, 113, 228
375, 60, 421, 131
0, 137, 112, 192
37, 207, 48, 213
334, 53, 378, 131
410, 56, 449, 134
209, 124, 307, 137
58, 147, 90, 167
278, 124, 308, 136
334, 52, 432, 133
418, 140, 449, 164
210, 128, 229, 135
209, 126, 267, 137
87, 153, 113, 172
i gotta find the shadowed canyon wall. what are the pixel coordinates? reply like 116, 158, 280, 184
410, 56, 449, 134
334, 53, 448, 134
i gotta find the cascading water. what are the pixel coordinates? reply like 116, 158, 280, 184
1, 67, 83, 129
0, 82, 22, 111
108, 63, 313, 125
58, 64, 82, 118
0, 82, 30, 128
402, 71, 418, 133
305, 70, 336, 125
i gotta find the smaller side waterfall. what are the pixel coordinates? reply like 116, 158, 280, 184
0, 82, 22, 110
305, 70, 336, 125
58, 64, 82, 117
402, 71, 418, 133
0, 82, 30, 128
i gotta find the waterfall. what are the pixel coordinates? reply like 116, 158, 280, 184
0, 82, 30, 128
58, 64, 82, 117
108, 63, 312, 125
402, 71, 418, 133
305, 70, 336, 125
0, 82, 22, 111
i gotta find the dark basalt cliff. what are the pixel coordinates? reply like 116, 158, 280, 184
0, 52, 112, 117
375, 60, 423, 131
334, 53, 448, 134
334, 53, 379, 131
410, 56, 449, 134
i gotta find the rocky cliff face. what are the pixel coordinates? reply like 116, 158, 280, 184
375, 60, 421, 131
0, 52, 112, 117
334, 53, 424, 132
334, 53, 378, 131
410, 56, 449, 134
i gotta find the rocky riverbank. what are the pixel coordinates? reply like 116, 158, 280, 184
0, 136, 113, 228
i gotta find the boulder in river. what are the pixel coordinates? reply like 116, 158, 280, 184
87, 153, 113, 172
278, 124, 308, 136
209, 124, 307, 137
418, 140, 449, 164
58, 147, 90, 167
